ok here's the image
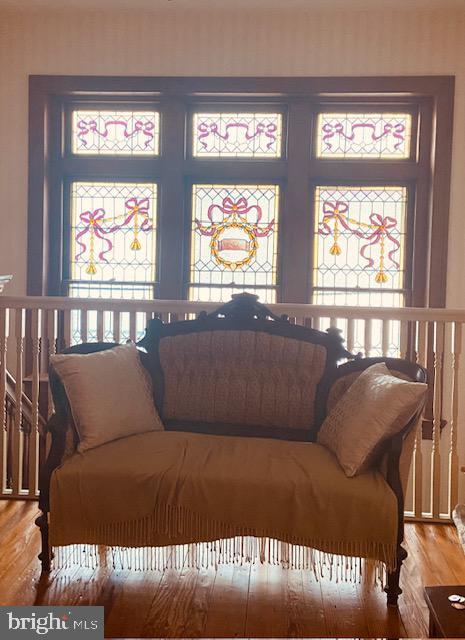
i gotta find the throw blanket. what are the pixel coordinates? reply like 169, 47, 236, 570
50, 431, 398, 576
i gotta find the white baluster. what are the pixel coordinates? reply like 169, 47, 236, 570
12, 308, 24, 496
113, 311, 121, 343
80, 309, 88, 343
46, 309, 57, 419
364, 319, 372, 358
129, 312, 137, 342
413, 320, 428, 518
382, 319, 390, 357
400, 320, 409, 359
29, 308, 40, 497
431, 321, 444, 518
97, 309, 104, 342
347, 318, 355, 354
62, 309, 71, 349
449, 321, 462, 516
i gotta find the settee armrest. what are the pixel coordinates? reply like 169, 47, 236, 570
39, 341, 119, 512
379, 414, 422, 497
376, 406, 424, 563
38, 412, 75, 511
318, 356, 427, 533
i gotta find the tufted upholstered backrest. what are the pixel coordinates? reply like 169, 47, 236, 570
158, 330, 327, 431
139, 294, 351, 440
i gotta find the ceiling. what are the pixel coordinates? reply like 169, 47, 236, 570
1, 0, 464, 9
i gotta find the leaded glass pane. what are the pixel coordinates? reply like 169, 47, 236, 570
69, 283, 153, 299
70, 182, 157, 285
189, 286, 276, 304
72, 110, 160, 155
313, 289, 404, 308
193, 113, 282, 158
189, 184, 279, 301
316, 113, 412, 159
314, 185, 407, 293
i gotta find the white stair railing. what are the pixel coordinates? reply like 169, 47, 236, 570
0, 295, 463, 522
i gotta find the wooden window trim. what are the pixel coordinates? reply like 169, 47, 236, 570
28, 75, 454, 308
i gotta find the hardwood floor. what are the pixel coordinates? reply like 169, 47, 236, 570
1, 500, 465, 637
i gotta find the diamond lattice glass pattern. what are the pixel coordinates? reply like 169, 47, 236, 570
189, 286, 276, 305
314, 185, 407, 293
193, 113, 282, 158
72, 110, 160, 155
316, 113, 412, 159
190, 184, 279, 302
70, 182, 157, 286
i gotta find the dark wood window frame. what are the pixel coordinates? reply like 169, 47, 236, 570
28, 75, 454, 308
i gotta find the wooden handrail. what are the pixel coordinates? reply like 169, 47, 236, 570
0, 294, 464, 322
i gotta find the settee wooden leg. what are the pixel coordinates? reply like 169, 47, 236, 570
385, 545, 407, 606
35, 512, 52, 573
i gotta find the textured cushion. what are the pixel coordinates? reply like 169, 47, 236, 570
326, 368, 415, 414
317, 362, 427, 477
51, 343, 164, 452
158, 330, 327, 431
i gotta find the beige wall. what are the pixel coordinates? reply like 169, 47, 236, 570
0, 5, 464, 302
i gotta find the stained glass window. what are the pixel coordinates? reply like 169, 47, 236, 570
189, 184, 279, 302
69, 182, 157, 297
313, 185, 407, 306
316, 113, 412, 159
72, 110, 160, 155
192, 113, 282, 158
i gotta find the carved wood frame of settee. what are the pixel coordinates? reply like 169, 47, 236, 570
36, 292, 427, 607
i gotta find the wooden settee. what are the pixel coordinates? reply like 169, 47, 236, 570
36, 293, 426, 606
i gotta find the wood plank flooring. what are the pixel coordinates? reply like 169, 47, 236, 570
1, 500, 465, 637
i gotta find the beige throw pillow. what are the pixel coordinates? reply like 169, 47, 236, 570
317, 362, 427, 477
51, 343, 164, 452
